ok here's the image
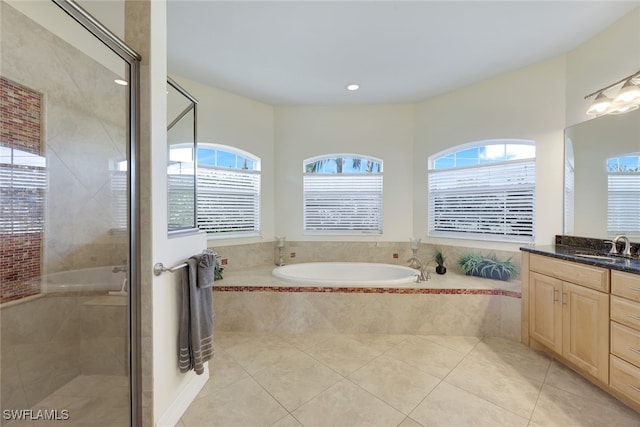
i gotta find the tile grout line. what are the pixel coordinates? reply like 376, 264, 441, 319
525, 356, 553, 426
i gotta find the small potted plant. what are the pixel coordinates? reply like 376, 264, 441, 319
433, 249, 447, 275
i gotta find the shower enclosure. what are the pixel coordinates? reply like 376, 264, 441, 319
1, 1, 139, 425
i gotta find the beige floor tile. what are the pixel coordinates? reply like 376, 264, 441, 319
409, 382, 529, 427
343, 333, 410, 353
270, 415, 303, 427
468, 337, 551, 382
194, 350, 251, 400
418, 335, 481, 354
444, 355, 543, 418
181, 376, 287, 427
304, 335, 384, 376
384, 335, 466, 379
292, 379, 405, 427
529, 384, 640, 427
544, 360, 622, 407
223, 335, 300, 374
397, 417, 423, 427
252, 349, 343, 411
348, 354, 441, 414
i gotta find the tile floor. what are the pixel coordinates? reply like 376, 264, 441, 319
179, 332, 640, 427
3, 375, 129, 427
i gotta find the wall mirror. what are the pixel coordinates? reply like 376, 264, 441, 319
564, 108, 640, 239
167, 77, 198, 234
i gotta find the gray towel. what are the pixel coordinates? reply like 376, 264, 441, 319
178, 254, 215, 375
197, 253, 215, 289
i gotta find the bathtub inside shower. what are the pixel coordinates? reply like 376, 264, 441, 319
41, 266, 127, 293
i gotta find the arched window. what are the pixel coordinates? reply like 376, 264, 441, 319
428, 139, 536, 242
607, 153, 640, 235
196, 143, 261, 236
303, 154, 383, 234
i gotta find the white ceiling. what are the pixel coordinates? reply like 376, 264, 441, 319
167, 1, 639, 106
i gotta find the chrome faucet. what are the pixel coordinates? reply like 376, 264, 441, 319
613, 235, 632, 257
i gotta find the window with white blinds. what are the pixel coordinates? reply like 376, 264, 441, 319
607, 154, 640, 235
196, 144, 260, 236
0, 147, 46, 234
428, 141, 535, 242
303, 155, 383, 234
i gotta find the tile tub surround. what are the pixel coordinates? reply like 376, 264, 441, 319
211, 241, 521, 276
213, 266, 521, 339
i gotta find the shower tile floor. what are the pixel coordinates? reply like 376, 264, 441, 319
179, 332, 640, 427
4, 375, 128, 427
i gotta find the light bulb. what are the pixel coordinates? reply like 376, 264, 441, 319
614, 79, 640, 104
586, 92, 612, 115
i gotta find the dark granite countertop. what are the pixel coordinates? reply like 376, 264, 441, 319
520, 236, 640, 275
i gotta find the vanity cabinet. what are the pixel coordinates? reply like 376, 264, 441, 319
523, 249, 640, 412
528, 255, 610, 383
610, 271, 640, 406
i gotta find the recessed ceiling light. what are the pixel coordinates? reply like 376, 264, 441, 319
346, 83, 360, 91
114, 79, 128, 86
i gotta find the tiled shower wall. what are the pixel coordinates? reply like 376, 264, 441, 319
0, 77, 43, 303
2, 3, 128, 276
210, 240, 521, 279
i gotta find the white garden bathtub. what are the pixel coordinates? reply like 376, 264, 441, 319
41, 266, 126, 293
272, 262, 419, 286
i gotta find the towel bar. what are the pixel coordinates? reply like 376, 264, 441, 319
153, 249, 217, 276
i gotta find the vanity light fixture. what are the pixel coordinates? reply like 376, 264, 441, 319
585, 69, 640, 116
346, 83, 360, 91
614, 78, 640, 104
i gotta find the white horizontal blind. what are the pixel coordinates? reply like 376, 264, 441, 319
0, 164, 46, 233
110, 171, 128, 229
608, 173, 640, 233
428, 159, 535, 242
197, 166, 260, 234
304, 173, 383, 233
167, 173, 195, 230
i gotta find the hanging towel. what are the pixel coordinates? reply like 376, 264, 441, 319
178, 253, 215, 375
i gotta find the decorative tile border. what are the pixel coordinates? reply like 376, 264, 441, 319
214, 285, 521, 298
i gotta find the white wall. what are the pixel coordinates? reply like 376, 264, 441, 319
414, 57, 567, 250
123, 1, 208, 425
170, 76, 276, 247
274, 105, 415, 241
566, 8, 640, 127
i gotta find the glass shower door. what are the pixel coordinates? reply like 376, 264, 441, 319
1, 1, 138, 425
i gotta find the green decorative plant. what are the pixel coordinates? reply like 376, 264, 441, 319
214, 256, 224, 281
433, 249, 447, 274
458, 252, 518, 281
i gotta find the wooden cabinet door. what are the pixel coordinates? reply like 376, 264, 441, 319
562, 282, 610, 383
530, 272, 563, 354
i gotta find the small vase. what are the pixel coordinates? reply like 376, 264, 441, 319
436, 265, 447, 275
